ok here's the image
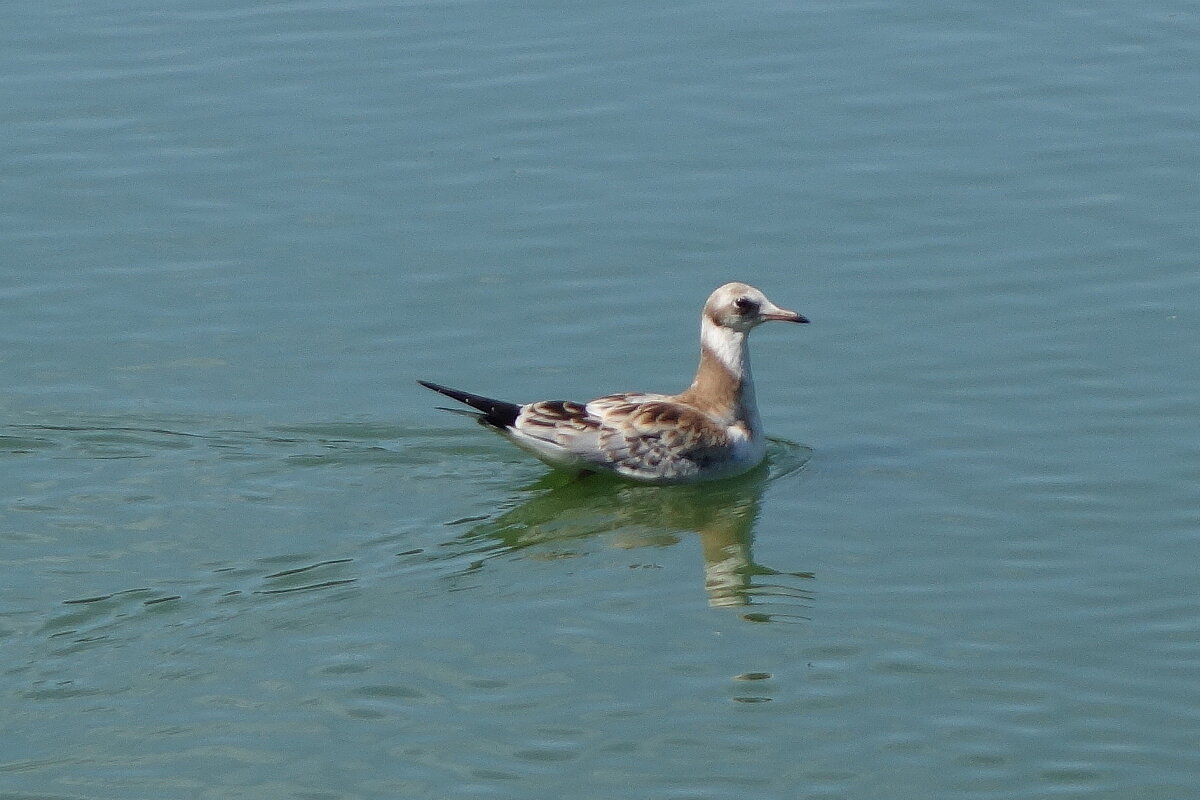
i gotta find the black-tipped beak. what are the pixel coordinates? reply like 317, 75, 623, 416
763, 308, 809, 324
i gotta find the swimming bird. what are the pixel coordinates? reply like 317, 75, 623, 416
419, 282, 808, 484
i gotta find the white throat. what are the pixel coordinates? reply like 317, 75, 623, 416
701, 317, 752, 382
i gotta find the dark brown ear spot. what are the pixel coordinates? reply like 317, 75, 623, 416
733, 296, 759, 314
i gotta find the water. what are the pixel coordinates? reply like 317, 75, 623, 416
3, 1, 1199, 797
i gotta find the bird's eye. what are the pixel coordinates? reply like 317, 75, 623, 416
733, 297, 758, 313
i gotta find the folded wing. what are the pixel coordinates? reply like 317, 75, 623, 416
510, 394, 737, 482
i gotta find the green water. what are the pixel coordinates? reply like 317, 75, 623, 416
3, 1, 1198, 798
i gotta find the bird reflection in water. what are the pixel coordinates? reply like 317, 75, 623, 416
446, 441, 814, 616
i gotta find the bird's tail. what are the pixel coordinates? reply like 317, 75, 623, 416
417, 380, 521, 429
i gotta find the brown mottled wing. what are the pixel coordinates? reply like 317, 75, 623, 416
509, 394, 734, 480
590, 399, 735, 481
508, 400, 605, 467
516, 400, 601, 441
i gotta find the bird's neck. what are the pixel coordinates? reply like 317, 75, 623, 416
677, 318, 760, 430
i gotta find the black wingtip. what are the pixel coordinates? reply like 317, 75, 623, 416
417, 380, 521, 429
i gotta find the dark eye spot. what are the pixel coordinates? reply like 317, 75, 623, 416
734, 297, 758, 314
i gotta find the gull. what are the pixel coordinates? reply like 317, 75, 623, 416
419, 282, 808, 484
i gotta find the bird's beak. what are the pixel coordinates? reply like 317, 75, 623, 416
762, 305, 809, 324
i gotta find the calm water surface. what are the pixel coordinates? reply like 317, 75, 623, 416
3, 1, 1199, 798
